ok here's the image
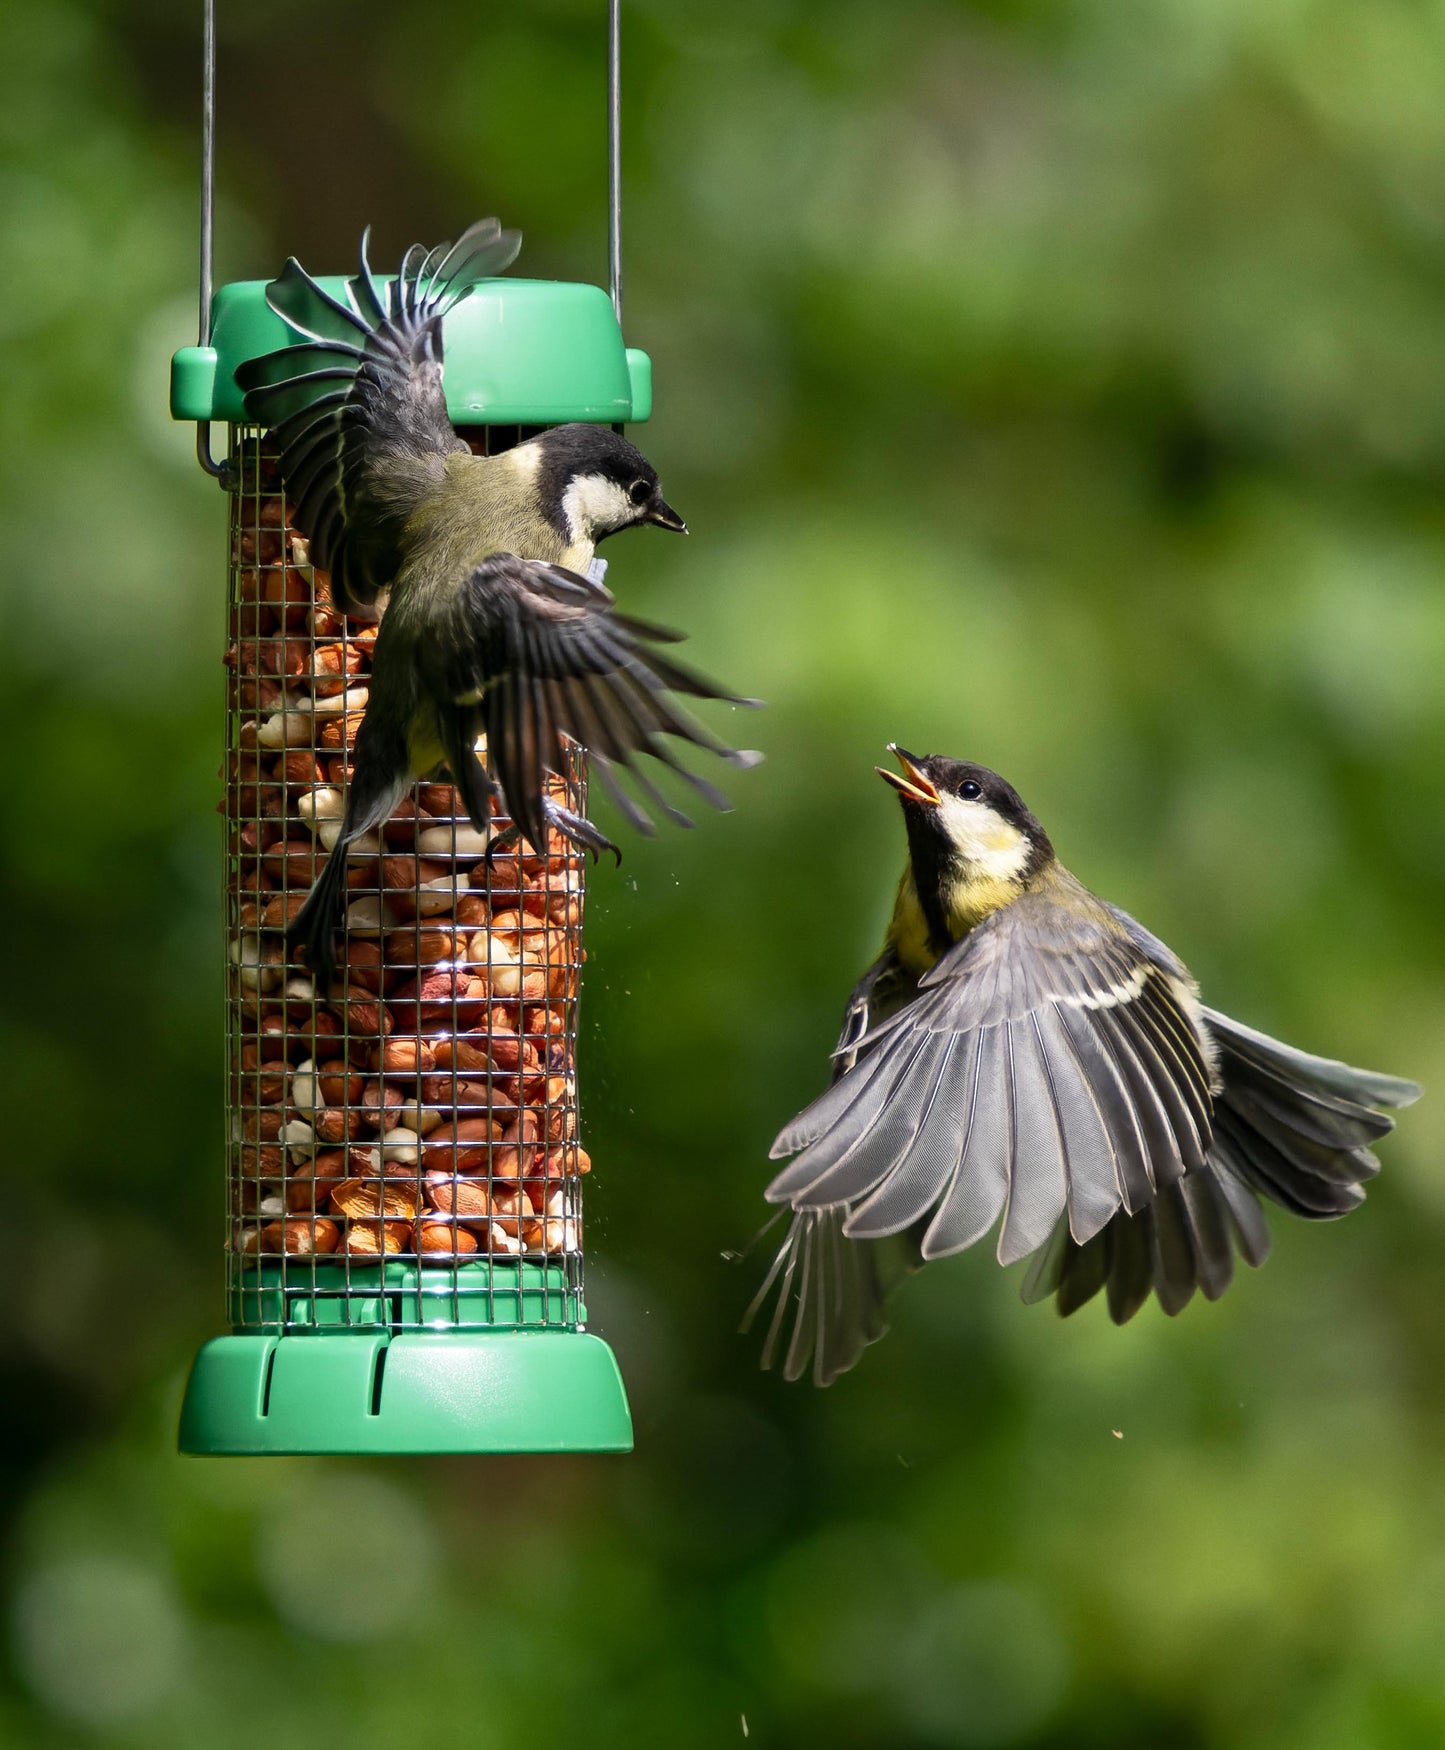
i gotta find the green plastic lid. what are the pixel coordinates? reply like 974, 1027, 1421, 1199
171, 276, 652, 426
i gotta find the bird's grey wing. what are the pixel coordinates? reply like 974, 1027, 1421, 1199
1020, 1162, 1270, 1323
835, 952, 919, 1072
832, 955, 893, 1076
744, 950, 921, 1384
818, 951, 917, 1092
236, 219, 521, 615
1019, 1008, 1417, 1322
430, 554, 760, 855
742, 1209, 899, 1387
766, 877, 1216, 1271
769, 949, 925, 1158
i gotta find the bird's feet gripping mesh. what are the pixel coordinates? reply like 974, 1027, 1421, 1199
490, 798, 621, 867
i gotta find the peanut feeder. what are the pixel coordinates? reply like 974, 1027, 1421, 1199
172, 5, 644, 1457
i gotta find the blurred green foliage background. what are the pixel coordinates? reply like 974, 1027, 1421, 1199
3, 0, 1445, 1743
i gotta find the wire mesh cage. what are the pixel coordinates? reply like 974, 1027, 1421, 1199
225, 426, 588, 1316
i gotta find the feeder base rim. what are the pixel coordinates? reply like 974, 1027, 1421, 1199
178, 1328, 633, 1455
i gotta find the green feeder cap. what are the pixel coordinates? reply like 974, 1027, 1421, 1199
171, 276, 653, 426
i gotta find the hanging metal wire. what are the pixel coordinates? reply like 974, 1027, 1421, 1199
608, 0, 623, 324
195, 0, 226, 481
191, 0, 626, 479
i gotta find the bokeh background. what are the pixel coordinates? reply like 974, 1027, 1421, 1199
4, 0, 1445, 1743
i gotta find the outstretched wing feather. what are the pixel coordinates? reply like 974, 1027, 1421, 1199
424, 554, 756, 858
770, 886, 1217, 1286
239, 219, 521, 613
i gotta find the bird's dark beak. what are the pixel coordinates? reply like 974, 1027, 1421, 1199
645, 497, 687, 533
876, 745, 941, 807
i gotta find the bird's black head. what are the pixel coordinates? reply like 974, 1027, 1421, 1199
529, 424, 686, 545
878, 747, 1054, 938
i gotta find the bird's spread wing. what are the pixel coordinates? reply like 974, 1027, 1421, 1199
765, 876, 1215, 1268
429, 554, 760, 854
830, 951, 919, 1080
743, 1209, 894, 1388
744, 951, 922, 1386
1018, 1160, 1272, 1322
1020, 1006, 1420, 1322
236, 219, 521, 614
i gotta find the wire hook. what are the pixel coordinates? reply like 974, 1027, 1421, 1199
196, 0, 227, 481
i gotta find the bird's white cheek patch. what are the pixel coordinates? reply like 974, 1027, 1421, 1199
938, 796, 1031, 883
562, 474, 636, 542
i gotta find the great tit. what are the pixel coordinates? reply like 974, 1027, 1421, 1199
748, 748, 1420, 1386
235, 219, 758, 985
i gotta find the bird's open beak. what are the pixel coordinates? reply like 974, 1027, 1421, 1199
645, 497, 688, 532
876, 745, 941, 806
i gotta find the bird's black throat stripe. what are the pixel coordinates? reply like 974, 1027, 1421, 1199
907, 825, 956, 960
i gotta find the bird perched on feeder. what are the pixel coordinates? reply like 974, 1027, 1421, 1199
748, 748, 1420, 1386
236, 218, 758, 985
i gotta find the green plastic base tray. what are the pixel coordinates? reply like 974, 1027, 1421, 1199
178, 1329, 633, 1456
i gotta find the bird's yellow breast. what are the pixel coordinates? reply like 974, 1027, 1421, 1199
406, 700, 446, 778
943, 868, 1028, 936
886, 863, 1025, 977
887, 869, 937, 977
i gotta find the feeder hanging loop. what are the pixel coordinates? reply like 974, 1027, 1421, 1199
195, 0, 227, 482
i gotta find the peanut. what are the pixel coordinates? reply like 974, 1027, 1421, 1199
261, 1217, 340, 1255
420, 1117, 503, 1175
340, 1220, 410, 1255
329, 1177, 422, 1221
376, 1036, 436, 1076
415, 1221, 480, 1256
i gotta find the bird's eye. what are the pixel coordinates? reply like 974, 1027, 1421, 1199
628, 479, 651, 505
959, 780, 982, 800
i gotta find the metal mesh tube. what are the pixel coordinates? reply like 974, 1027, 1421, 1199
223, 428, 588, 1333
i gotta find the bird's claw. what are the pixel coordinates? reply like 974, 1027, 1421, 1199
485, 821, 520, 870
546, 799, 621, 865
484, 799, 620, 867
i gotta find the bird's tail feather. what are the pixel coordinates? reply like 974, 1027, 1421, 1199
1021, 1012, 1418, 1321
1020, 1162, 1271, 1323
1203, 1007, 1419, 1219
284, 841, 350, 991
